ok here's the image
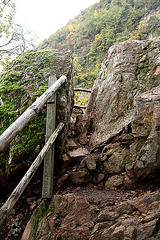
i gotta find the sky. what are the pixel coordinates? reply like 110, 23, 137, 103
13, 0, 100, 44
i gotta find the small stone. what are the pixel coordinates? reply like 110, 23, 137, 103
98, 210, 119, 221
97, 182, 104, 189
65, 139, 77, 151
68, 147, 89, 158
111, 226, 125, 239
10, 208, 16, 215
85, 156, 97, 170
100, 154, 108, 162
62, 154, 72, 169
70, 170, 89, 184
97, 173, 105, 182
58, 173, 69, 186
105, 175, 124, 189
30, 201, 37, 211
105, 149, 114, 156
27, 197, 36, 205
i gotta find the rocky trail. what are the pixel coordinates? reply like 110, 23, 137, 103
37, 187, 160, 240
0, 131, 160, 240
0, 37, 159, 239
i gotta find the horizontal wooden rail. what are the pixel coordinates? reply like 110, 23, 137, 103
74, 104, 86, 109
0, 122, 64, 226
0, 75, 66, 153
74, 88, 91, 93
74, 88, 91, 109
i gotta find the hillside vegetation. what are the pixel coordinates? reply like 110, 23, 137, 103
38, 0, 160, 88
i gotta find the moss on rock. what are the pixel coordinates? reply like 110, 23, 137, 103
0, 49, 73, 177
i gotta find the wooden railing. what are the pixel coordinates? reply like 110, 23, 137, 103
74, 88, 91, 109
74, 88, 91, 93
0, 75, 66, 225
0, 75, 66, 153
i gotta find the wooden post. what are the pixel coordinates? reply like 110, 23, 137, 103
0, 123, 64, 226
42, 76, 57, 198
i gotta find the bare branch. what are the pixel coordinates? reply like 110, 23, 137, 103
0, 34, 14, 48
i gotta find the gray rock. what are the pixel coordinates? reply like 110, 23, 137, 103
103, 144, 130, 174
86, 38, 160, 180
62, 154, 72, 169
65, 139, 78, 151
85, 155, 97, 171
68, 147, 89, 158
105, 175, 124, 189
70, 170, 89, 184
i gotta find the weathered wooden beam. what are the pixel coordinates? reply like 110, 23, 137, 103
74, 88, 91, 93
0, 75, 66, 153
74, 104, 87, 109
0, 122, 64, 226
42, 76, 57, 198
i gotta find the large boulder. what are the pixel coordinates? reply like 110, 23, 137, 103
86, 38, 160, 180
87, 38, 160, 147
0, 49, 73, 179
127, 86, 160, 179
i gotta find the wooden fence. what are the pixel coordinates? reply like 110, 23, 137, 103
0, 75, 66, 225
0, 77, 92, 225
74, 87, 91, 109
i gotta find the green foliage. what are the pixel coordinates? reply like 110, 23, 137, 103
38, 0, 159, 88
33, 202, 46, 239
10, 217, 19, 238
74, 92, 88, 106
0, 49, 61, 173
34, 85, 48, 97
46, 203, 55, 217
145, 16, 160, 35
146, 0, 159, 10
0, 0, 16, 39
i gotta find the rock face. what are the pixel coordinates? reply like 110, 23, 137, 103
27, 188, 160, 240
57, 38, 160, 187
127, 86, 160, 179
85, 38, 160, 180
87, 38, 160, 147
0, 49, 73, 178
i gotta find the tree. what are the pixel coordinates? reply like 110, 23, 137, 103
0, 24, 38, 68
0, 0, 16, 40
0, 0, 37, 68
146, 0, 159, 10
1, 24, 37, 54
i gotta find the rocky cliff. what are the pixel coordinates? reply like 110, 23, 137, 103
89, 38, 159, 180
87, 38, 159, 148
2, 38, 160, 240
76, 38, 160, 182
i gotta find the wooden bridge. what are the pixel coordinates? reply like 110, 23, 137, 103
0, 75, 91, 225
